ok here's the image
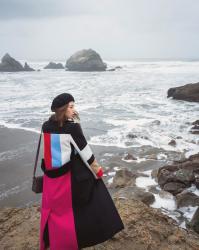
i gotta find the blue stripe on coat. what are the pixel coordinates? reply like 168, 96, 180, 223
51, 134, 62, 167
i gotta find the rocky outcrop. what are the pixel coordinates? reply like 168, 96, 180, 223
0, 53, 35, 72
66, 49, 107, 71
190, 120, 199, 135
157, 153, 199, 195
44, 62, 64, 69
1, 199, 199, 250
176, 191, 199, 208
24, 62, 35, 71
114, 186, 155, 206
111, 168, 137, 188
188, 207, 199, 234
167, 82, 199, 102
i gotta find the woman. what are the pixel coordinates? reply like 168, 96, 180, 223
40, 93, 124, 250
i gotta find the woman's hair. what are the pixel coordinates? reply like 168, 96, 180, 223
50, 103, 80, 127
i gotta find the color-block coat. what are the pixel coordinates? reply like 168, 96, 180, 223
40, 118, 124, 250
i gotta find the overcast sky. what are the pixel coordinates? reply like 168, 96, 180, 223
0, 0, 199, 61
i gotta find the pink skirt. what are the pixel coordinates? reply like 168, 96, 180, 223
40, 171, 78, 250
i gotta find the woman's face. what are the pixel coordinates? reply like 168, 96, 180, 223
65, 101, 76, 119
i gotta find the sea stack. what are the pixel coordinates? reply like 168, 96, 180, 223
0, 53, 35, 72
66, 49, 107, 71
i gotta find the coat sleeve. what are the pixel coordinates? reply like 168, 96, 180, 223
70, 122, 97, 178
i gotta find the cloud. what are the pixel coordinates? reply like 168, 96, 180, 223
0, 0, 199, 60
0, 0, 98, 19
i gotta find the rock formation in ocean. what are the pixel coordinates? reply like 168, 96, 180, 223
66, 49, 107, 71
24, 62, 35, 71
44, 62, 64, 69
167, 82, 199, 102
0, 53, 35, 72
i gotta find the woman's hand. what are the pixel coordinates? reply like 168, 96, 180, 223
90, 159, 104, 179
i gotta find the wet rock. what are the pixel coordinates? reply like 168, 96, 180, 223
111, 168, 136, 188
151, 120, 161, 125
24, 62, 35, 71
157, 153, 199, 195
163, 182, 187, 195
127, 133, 137, 139
44, 62, 64, 69
167, 82, 199, 102
176, 136, 183, 139
188, 207, 199, 234
168, 139, 176, 146
176, 191, 199, 208
175, 169, 195, 186
66, 49, 107, 71
190, 123, 199, 134
195, 176, 199, 189
192, 120, 199, 126
123, 153, 137, 161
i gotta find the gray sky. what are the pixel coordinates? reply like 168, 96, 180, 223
0, 0, 199, 61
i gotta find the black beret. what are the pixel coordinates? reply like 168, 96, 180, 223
51, 93, 75, 111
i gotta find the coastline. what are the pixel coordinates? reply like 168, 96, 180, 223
0, 125, 167, 207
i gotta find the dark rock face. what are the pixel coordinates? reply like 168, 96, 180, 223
0, 53, 35, 72
190, 120, 199, 134
189, 207, 199, 234
168, 139, 176, 146
123, 153, 137, 161
24, 62, 35, 71
157, 153, 199, 195
44, 62, 64, 69
176, 191, 199, 208
167, 82, 199, 102
66, 49, 107, 71
163, 182, 186, 195
0, 53, 24, 72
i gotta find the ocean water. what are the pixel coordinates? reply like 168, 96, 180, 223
0, 60, 198, 157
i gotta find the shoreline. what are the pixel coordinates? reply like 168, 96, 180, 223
0, 125, 167, 207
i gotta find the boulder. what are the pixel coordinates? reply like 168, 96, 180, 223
114, 186, 155, 206
24, 62, 35, 71
0, 53, 24, 72
163, 182, 187, 195
111, 168, 136, 188
167, 82, 199, 102
168, 139, 176, 146
66, 49, 107, 71
157, 153, 199, 195
189, 207, 199, 234
176, 191, 199, 208
44, 62, 64, 69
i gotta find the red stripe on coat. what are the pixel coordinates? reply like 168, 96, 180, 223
44, 133, 52, 169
